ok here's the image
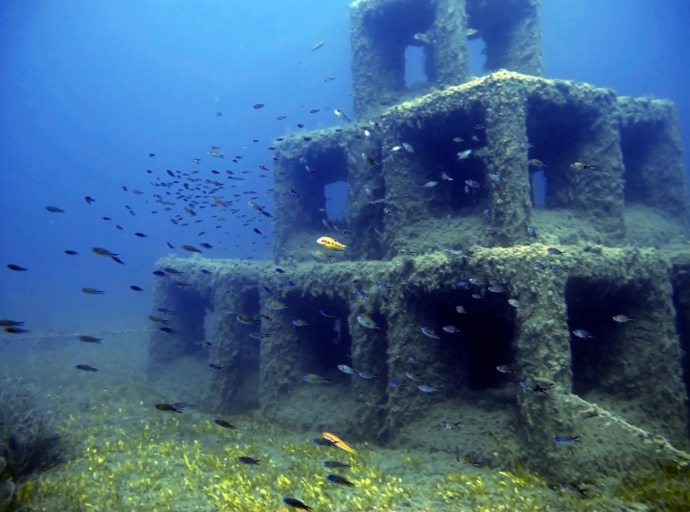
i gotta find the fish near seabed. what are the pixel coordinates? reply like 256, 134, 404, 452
322, 432, 356, 454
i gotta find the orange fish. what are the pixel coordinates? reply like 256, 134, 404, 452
322, 432, 356, 454
317, 237, 346, 251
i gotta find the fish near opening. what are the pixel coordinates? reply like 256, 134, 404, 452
526, 96, 593, 209
295, 146, 348, 233
404, 107, 490, 217
565, 277, 642, 402
324, 181, 348, 227
361, 0, 436, 95
288, 292, 353, 387
405, 286, 516, 395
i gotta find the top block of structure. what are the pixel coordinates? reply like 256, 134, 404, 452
350, 0, 543, 119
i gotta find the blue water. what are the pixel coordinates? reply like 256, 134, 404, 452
0, 0, 688, 334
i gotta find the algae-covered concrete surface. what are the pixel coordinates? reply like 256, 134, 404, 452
148, 228, 690, 486
141, 0, 690, 506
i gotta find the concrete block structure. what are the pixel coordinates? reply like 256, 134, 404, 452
147, 0, 690, 484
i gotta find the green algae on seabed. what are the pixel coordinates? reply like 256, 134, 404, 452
8, 377, 638, 512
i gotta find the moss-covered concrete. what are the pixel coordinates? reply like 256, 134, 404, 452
349, 0, 542, 120
273, 71, 688, 262
148, 241, 690, 482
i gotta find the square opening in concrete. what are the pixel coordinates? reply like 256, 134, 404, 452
565, 277, 642, 400
356, 0, 437, 100
278, 144, 349, 243
284, 291, 353, 387
404, 286, 516, 395
396, 106, 490, 217
620, 117, 664, 207
404, 45, 430, 87
526, 96, 599, 209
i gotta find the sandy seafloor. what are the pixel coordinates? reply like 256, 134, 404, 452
0, 332, 672, 512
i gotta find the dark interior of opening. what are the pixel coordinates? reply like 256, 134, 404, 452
284, 291, 353, 386
526, 96, 595, 209
292, 146, 348, 231
397, 106, 490, 216
671, 270, 690, 407
364, 0, 436, 92
620, 120, 659, 205
406, 287, 516, 393
324, 181, 348, 225
466, 0, 532, 74
565, 277, 640, 397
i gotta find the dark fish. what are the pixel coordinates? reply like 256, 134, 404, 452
323, 461, 350, 469
0, 320, 23, 327
153, 270, 167, 277
297, 123, 305, 128
111, 256, 126, 265
208, 363, 227, 370
237, 457, 259, 465
200, 269, 212, 275
82, 288, 104, 295
200, 243, 213, 249
135, 232, 147, 238
85, 196, 95, 204
7, 264, 27, 271
115, 225, 123, 230
312, 438, 337, 447
182, 245, 202, 253
130, 285, 143, 292
92, 247, 118, 257
253, 103, 265, 109
103, 217, 111, 221
283, 498, 312, 511
157, 308, 174, 314
167, 241, 175, 249
167, 170, 175, 177
275, 268, 285, 273
75, 364, 98, 372
148, 153, 155, 157
327, 475, 355, 487
214, 419, 236, 429
46, 206, 64, 213
78, 335, 102, 343
5, 327, 29, 334
64, 250, 78, 255
160, 327, 179, 334
155, 403, 183, 413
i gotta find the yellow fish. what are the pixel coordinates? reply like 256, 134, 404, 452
317, 236, 346, 251
322, 432, 356, 454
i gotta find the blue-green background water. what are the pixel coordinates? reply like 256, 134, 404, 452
0, 0, 688, 341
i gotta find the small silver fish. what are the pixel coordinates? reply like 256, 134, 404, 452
418, 385, 437, 393
612, 314, 633, 323
455, 306, 466, 314
338, 364, 356, 375
402, 142, 415, 153
442, 325, 460, 333
508, 299, 525, 309
457, 149, 472, 160
421, 327, 441, 339
572, 329, 593, 339
357, 314, 379, 330
422, 181, 439, 188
